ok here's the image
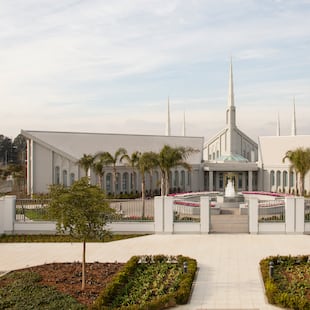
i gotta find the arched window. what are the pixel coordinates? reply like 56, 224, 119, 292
123, 172, 128, 192
174, 171, 179, 187
283, 171, 288, 187
106, 173, 112, 192
270, 170, 275, 186
70, 173, 75, 185
115, 173, 120, 192
55, 166, 60, 184
62, 170, 67, 187
290, 171, 294, 187
181, 171, 185, 187
276, 171, 281, 187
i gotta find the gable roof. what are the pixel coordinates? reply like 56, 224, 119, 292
21, 130, 204, 164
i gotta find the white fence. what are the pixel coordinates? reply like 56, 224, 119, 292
0, 195, 309, 235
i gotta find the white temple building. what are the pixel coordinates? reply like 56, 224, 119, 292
21, 61, 310, 195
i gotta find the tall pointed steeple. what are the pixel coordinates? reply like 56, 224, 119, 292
291, 97, 296, 136
226, 58, 236, 128
276, 112, 280, 136
165, 97, 171, 136
182, 111, 186, 136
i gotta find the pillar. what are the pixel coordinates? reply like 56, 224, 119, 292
285, 197, 295, 233
209, 171, 213, 191
154, 196, 164, 233
200, 196, 210, 233
248, 171, 253, 191
295, 197, 305, 233
163, 196, 174, 233
249, 197, 258, 234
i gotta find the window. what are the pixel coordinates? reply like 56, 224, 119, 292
219, 173, 223, 189
283, 171, 288, 187
181, 171, 185, 186
55, 166, 60, 184
276, 171, 281, 187
62, 170, 67, 187
238, 173, 243, 189
290, 171, 294, 187
115, 173, 120, 192
270, 170, 275, 186
70, 173, 75, 185
174, 171, 179, 187
123, 172, 128, 192
106, 173, 112, 192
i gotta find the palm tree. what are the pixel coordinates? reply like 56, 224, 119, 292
120, 151, 141, 194
92, 161, 105, 189
158, 145, 197, 196
96, 148, 127, 194
137, 151, 158, 217
77, 154, 95, 177
283, 147, 310, 196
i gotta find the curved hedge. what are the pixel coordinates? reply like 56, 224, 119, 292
260, 255, 310, 310
92, 255, 197, 310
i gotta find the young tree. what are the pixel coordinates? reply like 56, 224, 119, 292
77, 154, 95, 177
283, 147, 310, 196
158, 145, 197, 196
120, 151, 141, 194
48, 178, 114, 290
96, 148, 127, 194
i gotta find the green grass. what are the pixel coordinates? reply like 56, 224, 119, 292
260, 255, 310, 310
0, 233, 148, 243
0, 271, 85, 310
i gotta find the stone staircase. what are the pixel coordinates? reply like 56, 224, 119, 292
210, 207, 249, 233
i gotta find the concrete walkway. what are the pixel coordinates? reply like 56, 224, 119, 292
1, 234, 309, 309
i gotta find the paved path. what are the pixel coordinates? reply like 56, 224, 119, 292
1, 234, 309, 309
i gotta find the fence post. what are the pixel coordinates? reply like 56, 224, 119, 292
154, 196, 164, 233
163, 196, 174, 234
200, 196, 210, 233
249, 198, 258, 234
1, 195, 16, 234
285, 197, 295, 233
295, 197, 305, 234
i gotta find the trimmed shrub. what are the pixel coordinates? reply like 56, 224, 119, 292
92, 255, 197, 310
260, 255, 310, 310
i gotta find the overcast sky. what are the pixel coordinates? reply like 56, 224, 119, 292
1, 0, 310, 142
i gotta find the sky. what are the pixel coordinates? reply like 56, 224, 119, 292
1, 0, 310, 142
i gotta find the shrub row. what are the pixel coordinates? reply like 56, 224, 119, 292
92, 255, 197, 310
260, 255, 310, 310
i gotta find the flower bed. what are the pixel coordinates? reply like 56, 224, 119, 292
260, 255, 310, 310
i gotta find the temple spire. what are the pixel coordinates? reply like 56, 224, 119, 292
182, 111, 186, 136
228, 57, 235, 107
226, 58, 236, 128
165, 97, 171, 136
291, 97, 296, 136
276, 112, 280, 136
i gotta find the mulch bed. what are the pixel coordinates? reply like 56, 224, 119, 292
12, 262, 124, 306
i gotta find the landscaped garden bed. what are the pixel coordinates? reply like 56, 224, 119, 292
0, 233, 144, 243
0, 255, 197, 309
260, 255, 310, 310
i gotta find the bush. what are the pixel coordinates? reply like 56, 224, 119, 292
260, 255, 310, 310
93, 255, 197, 310
0, 271, 85, 310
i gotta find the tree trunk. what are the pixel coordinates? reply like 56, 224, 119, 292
113, 168, 116, 195
82, 240, 86, 290
300, 174, 305, 196
165, 171, 169, 196
160, 173, 165, 196
141, 175, 145, 218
